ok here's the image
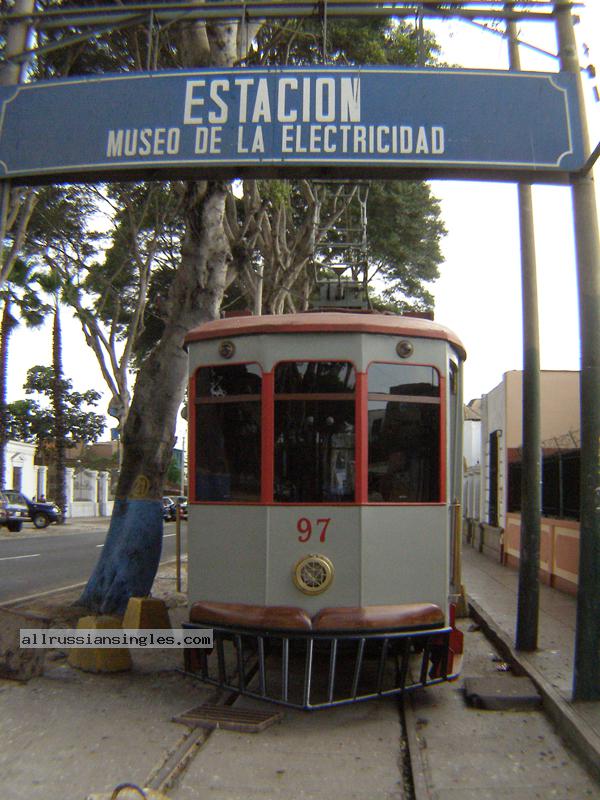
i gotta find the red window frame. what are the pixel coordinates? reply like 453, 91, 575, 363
189, 359, 446, 505
365, 361, 446, 505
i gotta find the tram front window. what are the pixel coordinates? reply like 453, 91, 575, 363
195, 364, 262, 501
274, 361, 356, 503
368, 363, 441, 503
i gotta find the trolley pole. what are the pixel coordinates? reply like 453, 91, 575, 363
506, 15, 542, 653
555, 0, 600, 701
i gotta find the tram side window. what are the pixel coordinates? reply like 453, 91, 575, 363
274, 361, 356, 503
195, 364, 262, 502
368, 363, 441, 503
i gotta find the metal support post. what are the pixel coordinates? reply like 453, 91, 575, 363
506, 16, 542, 651
556, 0, 600, 701
0, 0, 35, 272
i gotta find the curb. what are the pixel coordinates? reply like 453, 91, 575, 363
468, 596, 600, 785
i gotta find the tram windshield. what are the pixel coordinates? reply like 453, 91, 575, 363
193, 359, 441, 504
367, 364, 441, 503
274, 361, 356, 503
195, 364, 262, 501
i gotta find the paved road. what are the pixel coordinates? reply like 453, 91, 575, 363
0, 521, 186, 604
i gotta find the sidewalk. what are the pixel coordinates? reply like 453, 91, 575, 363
461, 543, 600, 783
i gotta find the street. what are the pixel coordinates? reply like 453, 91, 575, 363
0, 520, 186, 604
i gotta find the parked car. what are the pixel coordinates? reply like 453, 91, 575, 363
3, 490, 61, 530
0, 491, 9, 528
1, 490, 29, 532
175, 495, 188, 520
162, 496, 176, 521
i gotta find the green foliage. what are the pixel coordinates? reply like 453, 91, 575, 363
165, 456, 181, 488
0, 259, 51, 328
3, 399, 44, 444
248, 17, 440, 68
366, 181, 446, 311
6, 365, 105, 445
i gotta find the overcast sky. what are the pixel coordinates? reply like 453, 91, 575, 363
428, 3, 600, 402
5, 4, 600, 426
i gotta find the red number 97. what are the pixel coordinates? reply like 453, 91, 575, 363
297, 517, 331, 543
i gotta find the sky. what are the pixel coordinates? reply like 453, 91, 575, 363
5, 3, 600, 426
428, 3, 600, 402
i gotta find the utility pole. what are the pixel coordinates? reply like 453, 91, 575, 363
0, 0, 35, 493
0, 0, 35, 256
555, 0, 600, 701
506, 13, 542, 652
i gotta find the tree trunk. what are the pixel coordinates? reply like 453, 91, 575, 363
79, 8, 257, 615
79, 181, 232, 614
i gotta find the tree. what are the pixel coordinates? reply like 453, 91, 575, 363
10, 5, 446, 613
218, 17, 446, 315
79, 14, 262, 614
6, 365, 106, 501
364, 181, 446, 313
6, 366, 105, 446
0, 259, 49, 488
28, 182, 185, 443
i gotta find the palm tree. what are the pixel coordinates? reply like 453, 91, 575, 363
51, 298, 67, 521
0, 261, 49, 489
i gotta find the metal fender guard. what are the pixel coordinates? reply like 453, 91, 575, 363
182, 602, 461, 710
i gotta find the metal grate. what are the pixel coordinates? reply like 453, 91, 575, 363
183, 622, 455, 710
173, 704, 283, 732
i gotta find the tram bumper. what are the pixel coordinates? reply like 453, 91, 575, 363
183, 601, 463, 710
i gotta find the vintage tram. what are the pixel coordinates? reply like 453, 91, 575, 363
183, 311, 465, 709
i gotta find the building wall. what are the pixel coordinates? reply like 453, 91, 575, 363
476, 370, 579, 530
480, 379, 507, 526
6, 441, 38, 497
504, 370, 580, 448
463, 419, 481, 468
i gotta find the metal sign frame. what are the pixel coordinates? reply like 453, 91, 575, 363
0, 0, 598, 702
0, 65, 585, 185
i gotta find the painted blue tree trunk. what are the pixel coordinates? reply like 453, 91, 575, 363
79, 498, 163, 615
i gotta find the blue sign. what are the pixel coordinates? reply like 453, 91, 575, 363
0, 67, 584, 181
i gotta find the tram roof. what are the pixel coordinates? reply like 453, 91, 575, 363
185, 312, 466, 360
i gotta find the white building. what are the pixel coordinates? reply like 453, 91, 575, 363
5, 440, 112, 518
479, 370, 580, 530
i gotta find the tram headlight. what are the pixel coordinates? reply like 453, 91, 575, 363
396, 340, 414, 358
293, 554, 335, 595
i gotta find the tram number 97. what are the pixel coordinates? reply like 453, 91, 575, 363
297, 517, 331, 543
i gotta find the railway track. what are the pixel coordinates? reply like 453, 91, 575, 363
136, 621, 600, 800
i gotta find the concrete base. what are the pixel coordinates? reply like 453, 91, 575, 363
122, 597, 171, 630
68, 615, 132, 673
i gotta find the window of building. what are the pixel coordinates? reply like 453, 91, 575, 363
488, 430, 501, 526
274, 361, 356, 503
367, 363, 441, 502
12, 466, 23, 491
195, 364, 262, 501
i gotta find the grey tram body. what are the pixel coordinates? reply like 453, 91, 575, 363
184, 314, 465, 709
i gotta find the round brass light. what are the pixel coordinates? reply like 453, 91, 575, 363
396, 339, 414, 358
219, 340, 235, 359
293, 554, 334, 595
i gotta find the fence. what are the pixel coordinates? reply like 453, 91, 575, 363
503, 512, 579, 595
